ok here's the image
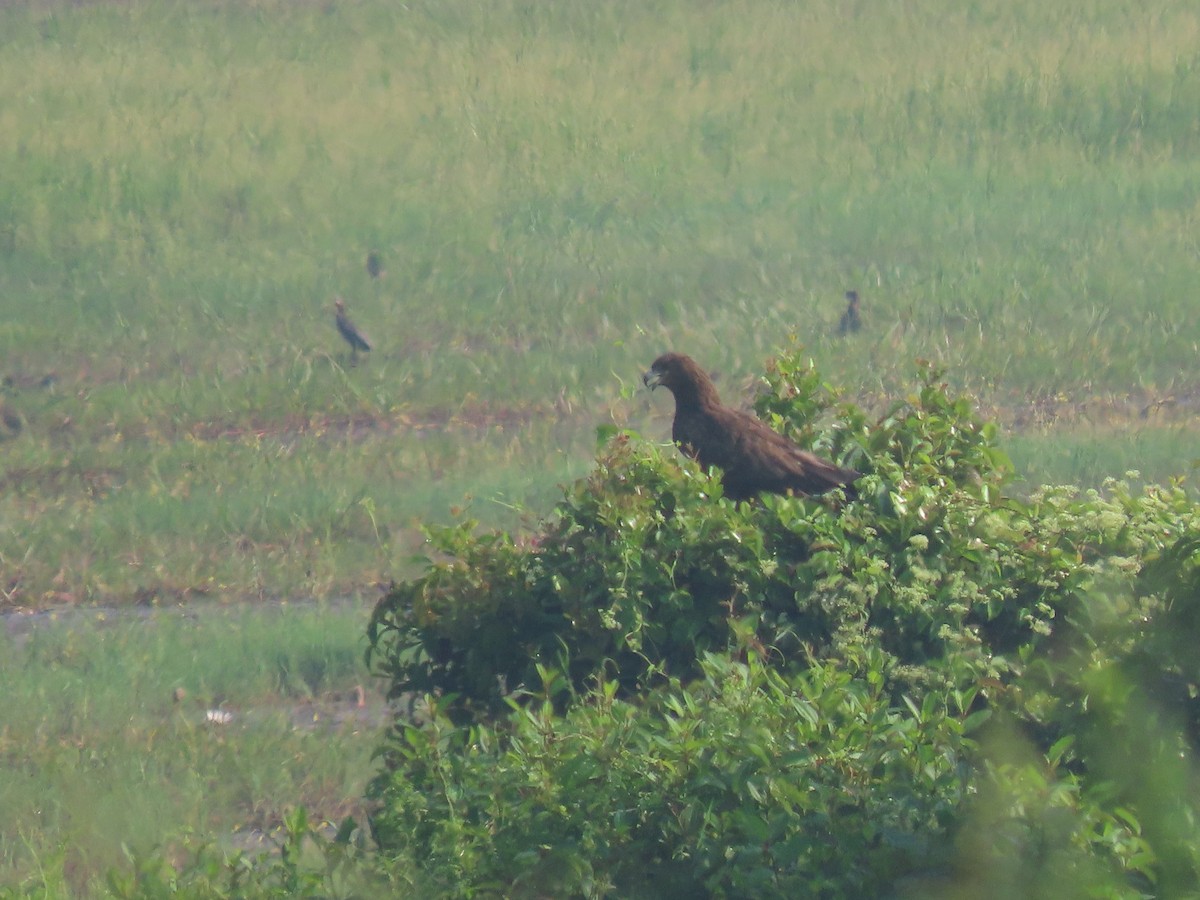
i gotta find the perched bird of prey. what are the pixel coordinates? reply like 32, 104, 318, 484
838, 290, 862, 335
643, 352, 859, 500
333, 296, 372, 360
366, 250, 384, 280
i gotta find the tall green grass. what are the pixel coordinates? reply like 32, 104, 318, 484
2, 0, 1198, 601
1008, 424, 1200, 494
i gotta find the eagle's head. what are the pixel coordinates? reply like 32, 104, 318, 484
643, 352, 690, 391
643, 353, 719, 406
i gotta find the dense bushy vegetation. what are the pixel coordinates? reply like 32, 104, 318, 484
367, 357, 1018, 719
352, 351, 1200, 897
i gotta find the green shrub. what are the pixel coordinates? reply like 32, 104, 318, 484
367, 355, 1191, 723
927, 518, 1200, 899
364, 350, 1200, 896
368, 651, 970, 898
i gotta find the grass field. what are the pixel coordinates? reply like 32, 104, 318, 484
4, 0, 1200, 607
0, 602, 377, 895
2, 0, 1200, 892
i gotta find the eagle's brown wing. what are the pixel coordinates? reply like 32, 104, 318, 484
676, 406, 857, 500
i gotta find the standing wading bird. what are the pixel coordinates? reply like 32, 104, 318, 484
643, 352, 859, 500
333, 296, 372, 362
838, 290, 862, 335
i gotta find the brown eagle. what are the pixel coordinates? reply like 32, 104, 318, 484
643, 352, 859, 500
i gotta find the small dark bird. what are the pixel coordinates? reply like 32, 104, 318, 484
366, 250, 384, 280
333, 296, 372, 360
643, 352, 859, 501
0, 401, 21, 440
838, 290, 862, 335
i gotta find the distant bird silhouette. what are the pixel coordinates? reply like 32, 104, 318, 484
366, 250, 384, 280
333, 297, 372, 361
0, 401, 21, 440
643, 352, 859, 501
838, 290, 862, 335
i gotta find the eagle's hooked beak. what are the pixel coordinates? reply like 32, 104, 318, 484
642, 367, 664, 390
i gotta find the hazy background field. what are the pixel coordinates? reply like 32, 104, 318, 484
2, 0, 1199, 891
